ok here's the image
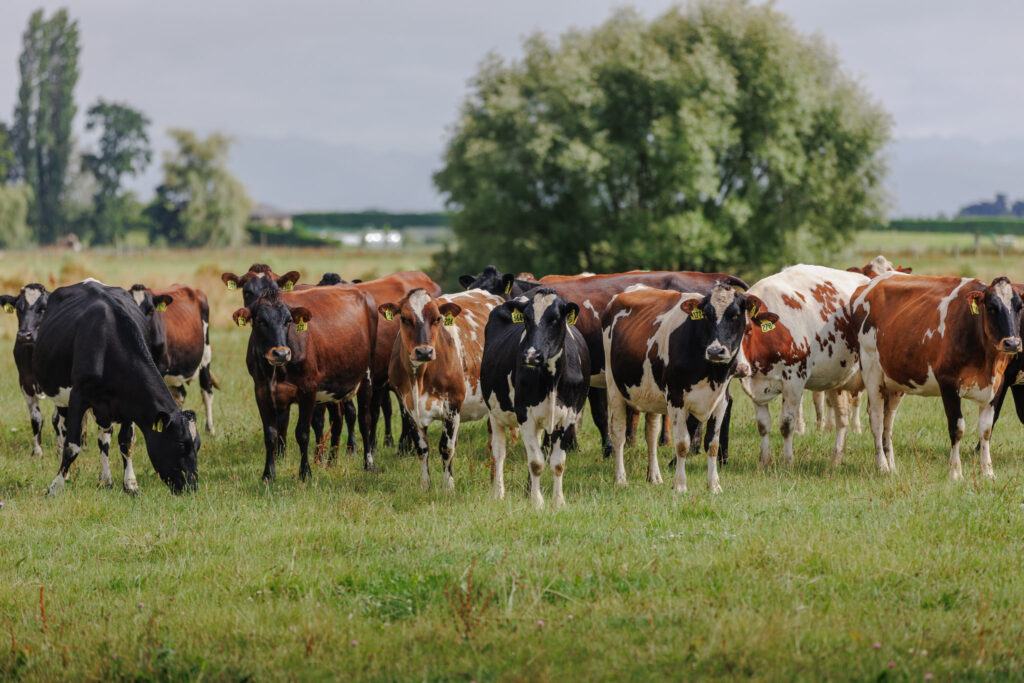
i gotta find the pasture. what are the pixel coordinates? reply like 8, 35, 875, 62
1, 245, 1023, 680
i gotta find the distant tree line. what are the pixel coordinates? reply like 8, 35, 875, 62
0, 7, 252, 248
957, 193, 1024, 219
294, 211, 451, 229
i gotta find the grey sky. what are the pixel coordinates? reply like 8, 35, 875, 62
2, 0, 1022, 215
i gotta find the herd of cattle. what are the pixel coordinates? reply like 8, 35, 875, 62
5, 254, 1024, 506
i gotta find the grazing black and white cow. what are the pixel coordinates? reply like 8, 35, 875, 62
1, 284, 50, 457
603, 284, 774, 493
481, 289, 590, 508
34, 280, 201, 496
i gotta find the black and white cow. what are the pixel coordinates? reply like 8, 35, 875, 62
1, 284, 50, 457
481, 289, 590, 508
34, 280, 200, 496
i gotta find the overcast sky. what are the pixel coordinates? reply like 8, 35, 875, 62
2, 0, 1023, 215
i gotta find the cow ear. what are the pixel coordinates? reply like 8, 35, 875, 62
897, 266, 912, 273
745, 295, 766, 317
232, 308, 251, 326
565, 303, 580, 326
501, 273, 515, 295
438, 302, 462, 326
152, 411, 170, 433
680, 297, 704, 319
290, 306, 312, 332
278, 271, 300, 291
222, 273, 241, 290
350, 279, 362, 284
967, 290, 984, 315
0, 295, 16, 313
846, 267, 862, 273
378, 303, 399, 321
458, 275, 476, 290
153, 294, 173, 312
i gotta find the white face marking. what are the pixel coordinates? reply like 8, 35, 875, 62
408, 289, 432, 324
532, 292, 558, 325
868, 255, 894, 274
131, 289, 146, 305
993, 280, 1014, 312
709, 287, 735, 320
23, 288, 40, 306
187, 419, 198, 441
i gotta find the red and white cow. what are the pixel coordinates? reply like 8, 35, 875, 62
851, 274, 1022, 479
378, 288, 502, 490
740, 265, 870, 466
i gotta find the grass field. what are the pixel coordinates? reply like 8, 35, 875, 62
1, 244, 1024, 680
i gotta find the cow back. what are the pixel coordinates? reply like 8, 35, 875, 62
152, 284, 207, 377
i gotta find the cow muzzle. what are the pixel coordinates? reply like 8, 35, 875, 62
16, 331, 34, 344
265, 346, 292, 365
522, 348, 542, 368
705, 342, 732, 364
999, 337, 1022, 354
413, 346, 435, 362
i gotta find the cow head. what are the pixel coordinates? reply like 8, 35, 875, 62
968, 277, 1022, 354
233, 290, 312, 367
679, 284, 777, 365
379, 288, 461, 366
317, 272, 346, 286
0, 283, 49, 346
506, 289, 579, 376
221, 264, 301, 307
847, 255, 912, 279
148, 408, 200, 493
129, 285, 173, 374
459, 265, 517, 297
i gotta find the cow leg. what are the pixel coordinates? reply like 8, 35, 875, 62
258, 400, 283, 483
169, 384, 187, 409
849, 390, 863, 433
978, 400, 996, 480
343, 400, 357, 456
550, 426, 570, 508
882, 391, 903, 472
97, 425, 114, 488
117, 423, 139, 494
275, 410, 289, 462
295, 397, 315, 481
53, 407, 67, 465
779, 384, 803, 466
669, 406, 692, 494
812, 391, 827, 431
589, 388, 612, 458
199, 364, 216, 436
397, 399, 417, 455
47, 391, 87, 497
644, 413, 663, 484
795, 399, 806, 435
686, 416, 703, 455
755, 401, 772, 467
826, 390, 851, 466
606, 387, 628, 485
940, 386, 965, 481
659, 414, 671, 447
326, 402, 343, 463
522, 425, 545, 508
381, 392, 395, 448
710, 394, 732, 465
357, 380, 377, 472
624, 407, 640, 446
705, 398, 728, 494
311, 404, 327, 464
439, 408, 461, 491
865, 382, 889, 473
490, 417, 508, 500
22, 390, 43, 457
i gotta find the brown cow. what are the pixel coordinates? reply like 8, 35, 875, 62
233, 285, 378, 481
852, 274, 1022, 479
378, 288, 502, 490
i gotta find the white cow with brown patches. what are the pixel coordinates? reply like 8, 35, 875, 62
379, 288, 502, 490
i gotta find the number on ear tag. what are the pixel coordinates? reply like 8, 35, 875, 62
226, 280, 237, 291
295, 319, 308, 332
511, 309, 524, 323
282, 280, 294, 292
760, 320, 776, 333
970, 299, 980, 315
443, 312, 455, 326
689, 308, 704, 320
566, 309, 577, 325
3, 303, 13, 314
156, 301, 167, 312
504, 281, 512, 294
383, 309, 394, 321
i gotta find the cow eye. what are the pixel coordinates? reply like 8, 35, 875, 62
401, 316, 412, 325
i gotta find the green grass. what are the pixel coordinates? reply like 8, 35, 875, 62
1, 246, 1024, 680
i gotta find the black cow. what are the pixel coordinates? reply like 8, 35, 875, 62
481, 289, 590, 508
1, 284, 50, 457
35, 280, 200, 496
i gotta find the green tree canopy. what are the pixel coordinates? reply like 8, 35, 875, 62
11, 8, 80, 244
147, 129, 252, 247
433, 1, 891, 283
81, 100, 152, 244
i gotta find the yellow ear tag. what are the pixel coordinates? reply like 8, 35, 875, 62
750, 302, 759, 317
236, 317, 248, 327
970, 299, 980, 315
443, 312, 455, 326
226, 280, 237, 291
504, 281, 512, 294
511, 309, 524, 323
383, 309, 394, 321
152, 420, 164, 433
689, 308, 704, 320
282, 280, 294, 292
295, 319, 308, 332
566, 310, 577, 325
156, 301, 168, 312
3, 303, 13, 314
760, 320, 776, 333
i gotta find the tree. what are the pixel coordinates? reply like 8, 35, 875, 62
11, 8, 80, 244
0, 184, 33, 248
433, 2, 891, 284
80, 100, 152, 244
147, 129, 252, 247
0, 123, 15, 182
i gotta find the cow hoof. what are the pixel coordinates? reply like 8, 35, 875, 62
420, 478, 430, 491
602, 443, 613, 459
758, 457, 771, 469
345, 444, 356, 456
648, 473, 663, 485
551, 496, 566, 509
98, 477, 113, 489
614, 476, 628, 486
45, 475, 64, 497
383, 435, 395, 448
205, 426, 216, 437
530, 496, 544, 509
673, 484, 687, 495
32, 447, 42, 458
123, 481, 140, 496
709, 482, 723, 495
444, 476, 455, 492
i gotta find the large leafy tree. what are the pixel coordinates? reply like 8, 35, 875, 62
433, 2, 891, 283
0, 123, 33, 247
81, 100, 152, 244
147, 129, 252, 247
11, 8, 80, 244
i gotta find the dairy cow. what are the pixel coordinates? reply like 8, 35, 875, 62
34, 280, 200, 496
851, 274, 1022, 479
481, 289, 590, 507
1, 284, 50, 457
603, 284, 774, 492
378, 288, 501, 490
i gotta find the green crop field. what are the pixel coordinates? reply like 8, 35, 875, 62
1, 243, 1024, 680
